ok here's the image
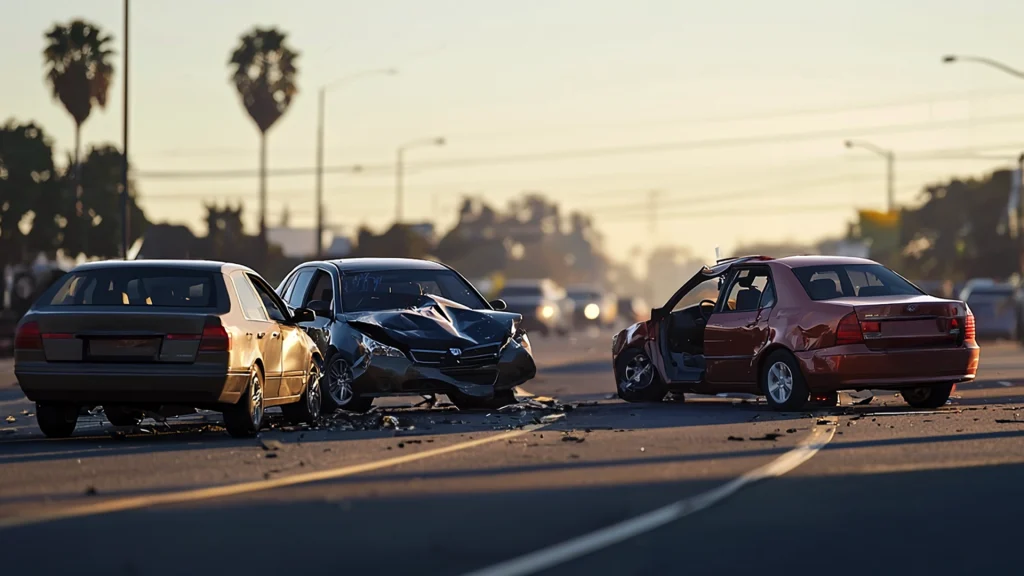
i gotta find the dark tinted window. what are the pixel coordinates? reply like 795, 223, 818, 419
248, 274, 288, 322
48, 267, 218, 308
793, 264, 922, 301
342, 269, 487, 312
286, 269, 316, 309
499, 285, 542, 298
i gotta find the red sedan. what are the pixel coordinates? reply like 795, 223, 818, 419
611, 256, 979, 410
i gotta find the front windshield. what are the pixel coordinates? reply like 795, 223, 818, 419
341, 269, 488, 313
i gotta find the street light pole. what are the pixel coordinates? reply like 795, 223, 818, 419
844, 139, 895, 212
314, 68, 396, 258
120, 0, 129, 259
943, 55, 1024, 81
394, 137, 446, 224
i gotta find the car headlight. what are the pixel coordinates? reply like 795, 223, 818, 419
584, 303, 601, 320
357, 332, 406, 359
539, 304, 555, 319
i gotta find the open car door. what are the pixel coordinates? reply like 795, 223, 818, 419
648, 257, 761, 385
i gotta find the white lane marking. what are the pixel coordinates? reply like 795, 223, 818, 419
998, 381, 1013, 387
461, 418, 837, 576
0, 424, 545, 530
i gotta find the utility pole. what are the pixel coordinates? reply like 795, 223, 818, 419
120, 0, 130, 259
886, 150, 895, 214
1018, 152, 1024, 276
395, 147, 405, 223
315, 87, 325, 258
647, 190, 660, 303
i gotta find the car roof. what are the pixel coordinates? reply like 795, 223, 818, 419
70, 259, 248, 273
327, 257, 449, 273
769, 255, 878, 268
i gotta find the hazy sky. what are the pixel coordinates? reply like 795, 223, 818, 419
3, 0, 1024, 265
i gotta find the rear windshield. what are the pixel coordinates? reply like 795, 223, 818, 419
792, 264, 923, 301
46, 267, 220, 308
499, 285, 542, 297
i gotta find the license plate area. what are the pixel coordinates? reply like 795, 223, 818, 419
86, 337, 161, 361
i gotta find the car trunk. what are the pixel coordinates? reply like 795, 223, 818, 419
33, 311, 215, 364
834, 296, 969, 350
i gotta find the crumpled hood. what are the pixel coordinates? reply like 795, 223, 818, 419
346, 294, 517, 350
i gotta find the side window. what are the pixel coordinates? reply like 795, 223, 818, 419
231, 272, 269, 321
305, 271, 334, 309
278, 274, 296, 302
673, 278, 721, 312
722, 269, 771, 313
248, 274, 288, 322
286, 269, 316, 309
760, 281, 777, 309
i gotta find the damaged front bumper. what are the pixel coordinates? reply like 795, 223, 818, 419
349, 336, 537, 399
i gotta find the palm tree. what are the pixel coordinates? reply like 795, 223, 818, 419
42, 20, 115, 189
228, 27, 299, 252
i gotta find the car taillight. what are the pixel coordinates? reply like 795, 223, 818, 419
14, 321, 42, 350
835, 312, 864, 346
199, 325, 231, 352
964, 314, 976, 342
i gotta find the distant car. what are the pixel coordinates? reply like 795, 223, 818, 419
616, 296, 649, 324
14, 260, 324, 438
276, 258, 537, 412
611, 255, 980, 411
566, 285, 618, 328
959, 282, 1015, 341
497, 279, 573, 336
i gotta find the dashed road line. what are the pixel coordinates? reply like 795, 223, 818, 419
0, 423, 545, 530
461, 418, 838, 576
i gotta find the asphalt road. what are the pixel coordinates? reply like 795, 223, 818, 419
1, 335, 1022, 576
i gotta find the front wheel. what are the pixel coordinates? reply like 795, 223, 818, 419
282, 361, 323, 425
761, 351, 809, 411
223, 366, 265, 438
322, 355, 374, 414
901, 383, 954, 409
36, 403, 79, 438
615, 348, 666, 403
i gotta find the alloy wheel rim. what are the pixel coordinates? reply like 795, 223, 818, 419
328, 358, 354, 406
250, 374, 264, 426
307, 366, 322, 417
767, 361, 794, 404
622, 353, 653, 391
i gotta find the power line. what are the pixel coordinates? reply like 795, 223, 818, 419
604, 202, 867, 223
134, 113, 1024, 181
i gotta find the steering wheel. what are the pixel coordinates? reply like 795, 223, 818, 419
697, 299, 716, 321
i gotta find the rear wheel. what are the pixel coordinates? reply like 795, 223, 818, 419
322, 355, 374, 414
901, 383, 954, 409
103, 405, 143, 427
223, 366, 265, 438
616, 348, 667, 403
762, 351, 809, 411
449, 389, 517, 411
282, 362, 323, 425
36, 403, 79, 438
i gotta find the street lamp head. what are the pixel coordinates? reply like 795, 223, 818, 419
385, 68, 399, 76
942, 55, 957, 64
844, 140, 854, 149
434, 137, 446, 147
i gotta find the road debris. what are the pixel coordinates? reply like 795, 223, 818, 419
382, 415, 400, 429
264, 452, 278, 459
84, 486, 98, 496
260, 439, 285, 451
539, 413, 566, 424
561, 434, 585, 443
816, 419, 832, 425
727, 436, 744, 441
640, 447, 645, 452
4, 415, 14, 423
749, 433, 782, 441
995, 419, 1023, 424
786, 428, 798, 433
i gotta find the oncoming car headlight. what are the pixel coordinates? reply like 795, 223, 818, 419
357, 332, 406, 359
539, 304, 555, 319
584, 303, 601, 320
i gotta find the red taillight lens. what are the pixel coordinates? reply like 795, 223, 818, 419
199, 325, 230, 352
14, 321, 42, 350
964, 314, 976, 342
835, 312, 864, 346
861, 320, 881, 335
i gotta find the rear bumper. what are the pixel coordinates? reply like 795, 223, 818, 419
795, 344, 980, 392
14, 361, 247, 405
351, 338, 537, 399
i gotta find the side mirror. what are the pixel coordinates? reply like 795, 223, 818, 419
292, 308, 315, 324
490, 299, 507, 311
307, 300, 332, 318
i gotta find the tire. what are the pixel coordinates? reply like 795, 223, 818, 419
223, 366, 265, 438
901, 383, 954, 409
449, 389, 517, 411
103, 405, 143, 427
36, 403, 79, 438
761, 351, 809, 411
615, 347, 667, 403
321, 354, 374, 414
282, 361, 323, 425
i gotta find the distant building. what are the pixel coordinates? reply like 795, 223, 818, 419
267, 227, 352, 259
